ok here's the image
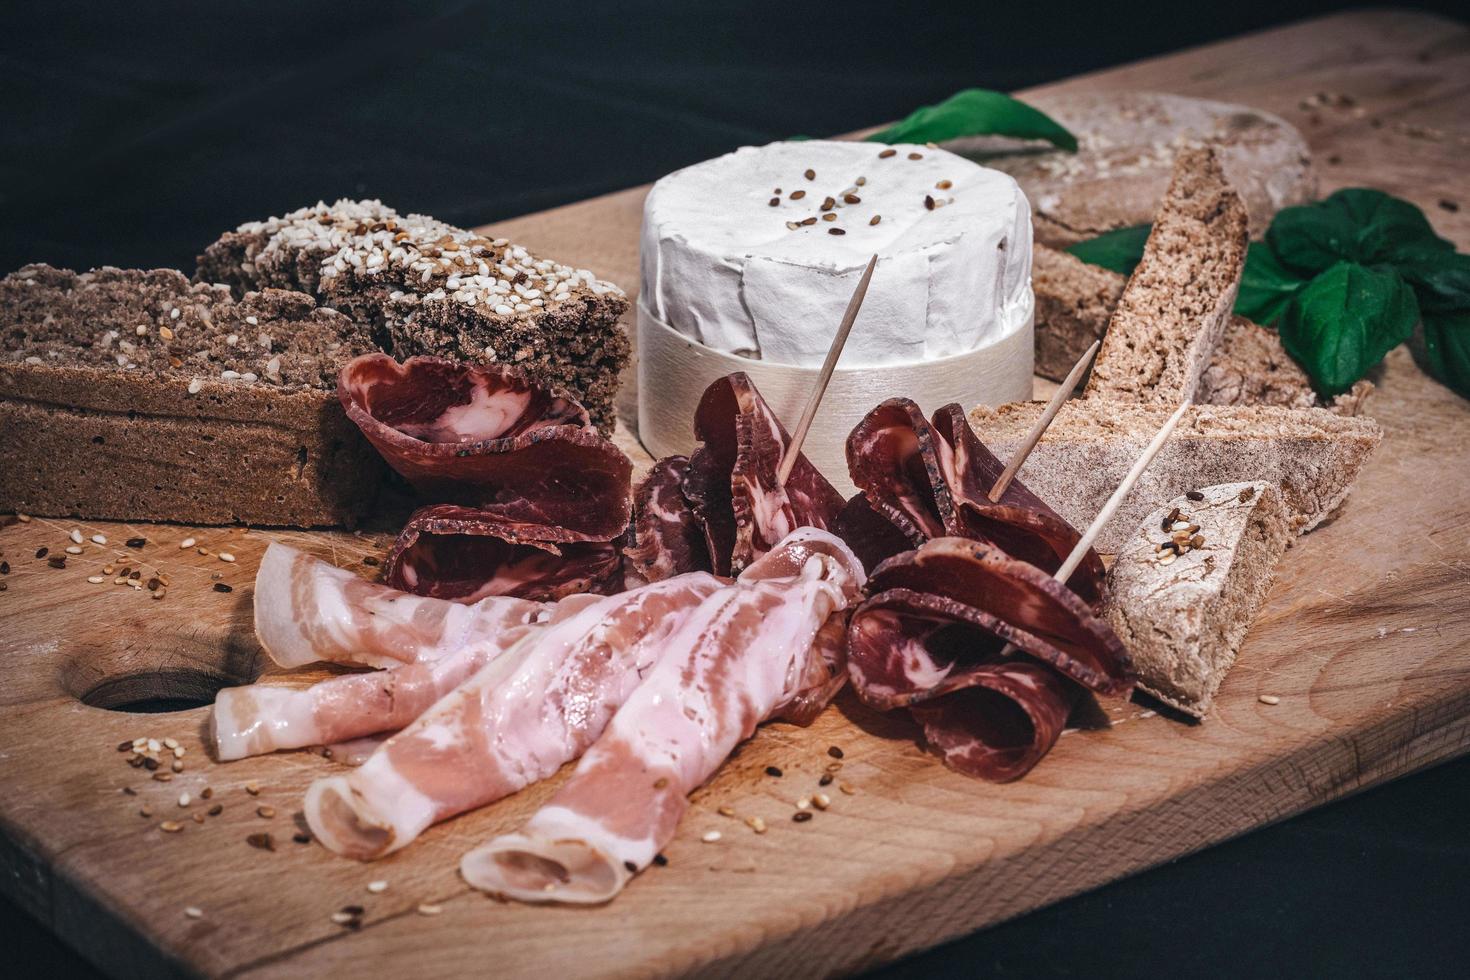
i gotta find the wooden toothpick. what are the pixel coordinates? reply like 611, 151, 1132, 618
776, 254, 879, 487
988, 340, 1101, 503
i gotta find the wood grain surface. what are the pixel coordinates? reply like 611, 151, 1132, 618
2, 10, 1468, 979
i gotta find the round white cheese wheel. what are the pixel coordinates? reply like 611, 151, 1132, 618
639, 139, 1033, 368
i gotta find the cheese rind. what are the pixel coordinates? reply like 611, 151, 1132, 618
640, 140, 1032, 367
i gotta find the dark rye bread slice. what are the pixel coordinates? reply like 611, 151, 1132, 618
967, 400, 1381, 554
1032, 244, 1371, 415
197, 199, 630, 431
1, 264, 383, 526
1083, 146, 1249, 406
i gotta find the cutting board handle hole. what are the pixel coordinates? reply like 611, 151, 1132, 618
78, 668, 235, 714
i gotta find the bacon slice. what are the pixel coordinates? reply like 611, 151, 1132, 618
213, 602, 547, 761
303, 573, 725, 859
338, 353, 632, 601
684, 373, 845, 575
622, 456, 712, 587
384, 504, 623, 603
846, 537, 1132, 782
460, 528, 865, 904
845, 400, 1104, 602
252, 542, 535, 669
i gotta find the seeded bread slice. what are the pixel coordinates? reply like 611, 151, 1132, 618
1, 264, 383, 526
1104, 481, 1291, 718
967, 400, 1381, 554
1032, 244, 1371, 414
197, 199, 630, 431
1083, 146, 1249, 405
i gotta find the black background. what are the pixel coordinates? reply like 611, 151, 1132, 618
3, 2, 1468, 976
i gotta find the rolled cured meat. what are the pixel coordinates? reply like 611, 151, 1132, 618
338, 353, 632, 601
461, 527, 864, 905
304, 571, 724, 859
845, 399, 1104, 602
633, 373, 845, 582
846, 537, 1132, 781
252, 542, 539, 670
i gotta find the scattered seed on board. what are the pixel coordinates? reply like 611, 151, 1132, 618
245, 781, 261, 795
765, 766, 783, 778
839, 782, 856, 795
179, 537, 196, 549
1259, 694, 1281, 705
178, 792, 191, 807
792, 811, 813, 823
417, 903, 444, 916
214, 583, 233, 593
827, 746, 844, 759
184, 907, 203, 920
701, 830, 722, 843
813, 793, 831, 811
208, 804, 224, 817
247, 832, 274, 851
88, 575, 105, 585
717, 805, 735, 817
367, 880, 388, 894
219, 552, 236, 563
69, 529, 83, 544
139, 805, 154, 818
160, 821, 183, 833
746, 815, 767, 834
256, 805, 276, 819
91, 534, 107, 545
65, 545, 83, 555
795, 797, 811, 811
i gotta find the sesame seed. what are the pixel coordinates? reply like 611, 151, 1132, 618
69, 529, 84, 544
169, 308, 181, 320
843, 194, 861, 204
160, 820, 183, 833
159, 326, 174, 341
245, 316, 259, 326
822, 213, 837, 222
135, 325, 148, 337
924, 195, 936, 210
208, 804, 223, 817
812, 793, 831, 810
417, 903, 443, 916
908, 152, 923, 160
139, 805, 154, 818
213, 583, 233, 593
789, 190, 806, 200
65, 545, 83, 555
1259, 694, 1281, 705
367, 880, 389, 894
839, 782, 856, 795
177, 792, 191, 807
935, 179, 952, 190
91, 534, 107, 545
821, 196, 835, 211
330, 911, 356, 925
786, 221, 800, 231
765, 766, 783, 778
184, 907, 203, 919
246, 832, 274, 851
829, 228, 846, 235
870, 215, 881, 225
800, 216, 817, 226
792, 811, 813, 823
746, 816, 767, 834
717, 805, 735, 817
179, 537, 195, 549
16, 514, 29, 523
795, 797, 811, 810
768, 197, 780, 207
878, 148, 897, 158
219, 552, 236, 563
701, 830, 721, 843
804, 169, 815, 180
819, 773, 834, 786
256, 805, 276, 819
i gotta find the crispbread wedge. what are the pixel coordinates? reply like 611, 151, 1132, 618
1104, 481, 1292, 718
1083, 146, 1248, 405
967, 400, 1381, 554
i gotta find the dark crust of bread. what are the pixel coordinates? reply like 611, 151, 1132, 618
1, 264, 384, 526
195, 202, 630, 431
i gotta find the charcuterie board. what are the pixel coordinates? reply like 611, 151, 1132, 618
2, 10, 1469, 978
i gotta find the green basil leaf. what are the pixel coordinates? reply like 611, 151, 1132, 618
1064, 223, 1151, 275
1279, 261, 1419, 395
1234, 241, 1308, 325
867, 88, 1078, 152
1394, 243, 1470, 313
1411, 310, 1470, 400
1267, 188, 1451, 275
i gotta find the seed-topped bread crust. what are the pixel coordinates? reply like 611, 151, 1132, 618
196, 199, 630, 430
1084, 146, 1249, 405
1, 264, 383, 526
1104, 481, 1292, 718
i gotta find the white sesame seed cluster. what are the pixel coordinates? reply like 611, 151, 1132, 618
239, 199, 623, 317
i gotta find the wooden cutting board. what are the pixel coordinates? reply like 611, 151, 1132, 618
3, 10, 1469, 979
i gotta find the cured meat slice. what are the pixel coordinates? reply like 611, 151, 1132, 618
684, 373, 845, 575
846, 537, 1132, 782
303, 573, 724, 859
622, 456, 712, 587
338, 353, 630, 538
252, 542, 537, 669
213, 604, 546, 761
845, 399, 1104, 602
460, 528, 864, 905
384, 504, 622, 603
833, 493, 917, 574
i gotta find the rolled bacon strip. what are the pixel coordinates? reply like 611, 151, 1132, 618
461, 528, 865, 905
338, 353, 633, 601
681, 372, 845, 576
845, 399, 1104, 602
213, 601, 547, 761
252, 542, 534, 669
303, 572, 724, 860
846, 537, 1132, 782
